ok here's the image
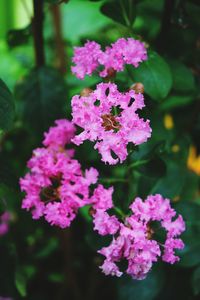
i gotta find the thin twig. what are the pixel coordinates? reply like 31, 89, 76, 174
32, 0, 45, 67
50, 4, 67, 74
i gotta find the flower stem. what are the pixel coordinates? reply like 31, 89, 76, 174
99, 177, 128, 184
128, 158, 150, 170
114, 206, 126, 218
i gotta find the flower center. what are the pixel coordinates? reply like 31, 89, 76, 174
101, 114, 121, 131
146, 223, 154, 240
40, 174, 62, 203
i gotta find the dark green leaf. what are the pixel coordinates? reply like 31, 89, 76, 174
160, 94, 194, 111
0, 78, 15, 131
35, 237, 58, 259
176, 203, 200, 267
15, 66, 66, 136
179, 243, 200, 268
151, 160, 186, 198
101, 0, 136, 27
7, 26, 31, 48
192, 265, 200, 295
180, 171, 199, 201
168, 60, 195, 93
15, 268, 27, 297
138, 156, 166, 178
117, 264, 165, 300
129, 51, 172, 101
79, 205, 92, 223
133, 0, 164, 40
45, 0, 69, 3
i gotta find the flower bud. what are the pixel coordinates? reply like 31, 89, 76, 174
105, 68, 116, 81
80, 88, 93, 97
130, 82, 144, 94
89, 207, 96, 217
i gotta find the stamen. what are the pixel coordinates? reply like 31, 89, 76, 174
101, 114, 121, 131
146, 223, 154, 239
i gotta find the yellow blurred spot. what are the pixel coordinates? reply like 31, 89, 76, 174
187, 146, 200, 176
164, 114, 174, 130
173, 196, 180, 202
172, 144, 180, 153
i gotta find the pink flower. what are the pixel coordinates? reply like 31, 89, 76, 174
0, 212, 10, 236
129, 194, 176, 222
90, 184, 114, 210
100, 260, 122, 277
72, 82, 151, 164
99, 38, 147, 77
71, 41, 102, 79
97, 194, 185, 280
162, 238, 184, 264
20, 119, 99, 228
162, 215, 185, 238
20, 147, 99, 228
93, 210, 120, 236
43, 119, 76, 150
71, 38, 147, 79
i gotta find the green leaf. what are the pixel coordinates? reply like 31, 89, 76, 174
62, 0, 111, 43
48, 272, 64, 283
129, 51, 172, 101
0, 78, 15, 131
15, 268, 27, 297
45, 0, 69, 3
101, 0, 136, 27
160, 94, 194, 111
168, 60, 195, 93
7, 25, 31, 48
175, 203, 200, 267
15, 66, 66, 135
79, 205, 92, 223
35, 237, 58, 259
117, 264, 165, 300
192, 265, 200, 295
138, 156, 166, 178
180, 171, 199, 201
133, 0, 164, 40
179, 243, 200, 268
151, 160, 186, 198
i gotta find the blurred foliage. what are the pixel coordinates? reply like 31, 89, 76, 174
0, 0, 200, 299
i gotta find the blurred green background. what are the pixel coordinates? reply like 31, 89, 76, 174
0, 0, 200, 299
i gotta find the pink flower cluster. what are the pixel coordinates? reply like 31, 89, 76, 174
43, 119, 76, 150
72, 82, 151, 164
0, 212, 10, 236
71, 38, 147, 79
20, 119, 99, 228
90, 184, 120, 236
20, 118, 186, 280
96, 194, 185, 280
20, 37, 186, 281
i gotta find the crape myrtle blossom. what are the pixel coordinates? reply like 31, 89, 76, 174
43, 119, 76, 150
90, 184, 120, 236
71, 38, 147, 79
71, 41, 102, 80
71, 82, 151, 164
20, 119, 99, 228
0, 212, 11, 236
98, 194, 185, 280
